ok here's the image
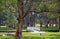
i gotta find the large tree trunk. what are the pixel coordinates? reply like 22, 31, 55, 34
59, 17, 60, 31
57, 16, 60, 31
15, 0, 25, 38
15, 0, 38, 38
15, 19, 22, 38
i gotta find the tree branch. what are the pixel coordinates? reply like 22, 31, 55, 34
22, 0, 34, 19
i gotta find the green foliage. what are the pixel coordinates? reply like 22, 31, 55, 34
49, 3, 58, 11
41, 26, 59, 31
35, 2, 49, 12
47, 0, 60, 18
57, 0, 60, 15
0, 0, 6, 15
25, 0, 41, 12
0, 0, 18, 27
47, 12, 59, 18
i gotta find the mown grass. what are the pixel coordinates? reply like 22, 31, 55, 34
22, 32, 60, 37
0, 32, 60, 39
0, 25, 60, 39
0, 36, 60, 39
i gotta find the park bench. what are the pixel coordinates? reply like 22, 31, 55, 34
27, 27, 45, 35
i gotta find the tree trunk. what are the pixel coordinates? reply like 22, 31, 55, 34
58, 16, 60, 31
45, 21, 49, 28
40, 21, 42, 27
45, 24, 48, 28
15, 0, 25, 38
49, 23, 51, 26
15, 19, 22, 38
59, 17, 60, 31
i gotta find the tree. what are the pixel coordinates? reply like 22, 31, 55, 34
36, 2, 49, 27
57, 0, 60, 31
46, 0, 58, 27
4, 0, 18, 28
0, 0, 18, 28
15, 0, 42, 38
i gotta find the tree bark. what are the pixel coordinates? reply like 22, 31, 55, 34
57, 16, 60, 31
40, 22, 42, 27
15, 0, 25, 38
45, 21, 49, 28
15, 19, 22, 38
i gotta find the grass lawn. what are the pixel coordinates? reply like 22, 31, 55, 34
0, 25, 60, 39
0, 32, 60, 39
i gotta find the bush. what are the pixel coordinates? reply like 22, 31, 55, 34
41, 26, 59, 32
